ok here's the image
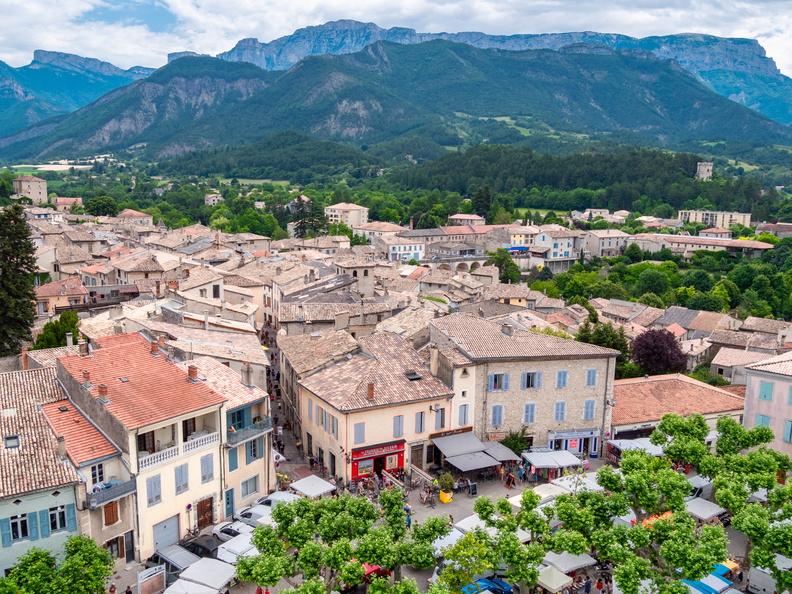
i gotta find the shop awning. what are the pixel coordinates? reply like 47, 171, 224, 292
538, 565, 573, 593
164, 579, 218, 594
433, 432, 486, 457
685, 497, 726, 521
455, 514, 531, 542
522, 450, 582, 469
543, 551, 597, 573
698, 574, 732, 593
484, 441, 521, 462
551, 472, 603, 494
179, 558, 236, 591
508, 483, 571, 509
290, 474, 336, 498
445, 451, 501, 472
433, 528, 464, 555
607, 438, 664, 457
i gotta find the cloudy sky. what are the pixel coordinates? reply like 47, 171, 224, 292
1, 0, 791, 74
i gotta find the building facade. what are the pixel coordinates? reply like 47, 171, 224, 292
744, 352, 792, 456
324, 203, 369, 227
677, 209, 751, 228
12, 175, 48, 204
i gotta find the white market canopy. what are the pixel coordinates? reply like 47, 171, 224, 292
445, 451, 501, 472
484, 441, 522, 462
551, 472, 603, 494
508, 483, 571, 509
432, 527, 464, 556
164, 579, 218, 594
538, 565, 574, 593
179, 558, 236, 591
544, 551, 597, 574
523, 450, 583, 469
607, 438, 664, 457
290, 474, 336, 498
455, 514, 531, 542
433, 432, 486, 457
685, 497, 726, 521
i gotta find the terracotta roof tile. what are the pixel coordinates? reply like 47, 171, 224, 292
175, 357, 266, 410
744, 350, 792, 376
278, 330, 359, 375
612, 374, 744, 426
35, 275, 88, 298
27, 345, 80, 368
41, 400, 117, 466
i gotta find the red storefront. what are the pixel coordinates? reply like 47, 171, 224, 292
351, 440, 405, 480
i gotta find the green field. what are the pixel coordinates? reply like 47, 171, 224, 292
218, 177, 290, 186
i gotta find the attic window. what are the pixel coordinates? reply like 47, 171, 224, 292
4, 435, 20, 449
118, 377, 129, 383
57, 405, 69, 413
405, 370, 422, 381
51, 490, 60, 497
97, 397, 110, 405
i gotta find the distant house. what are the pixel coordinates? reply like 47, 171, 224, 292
699, 227, 731, 239
204, 193, 224, 206
53, 197, 83, 212
12, 175, 48, 204
447, 213, 486, 226
352, 221, 406, 242
324, 203, 369, 227
744, 351, 792, 456
756, 222, 792, 239
35, 275, 88, 316
117, 208, 153, 226
677, 209, 750, 228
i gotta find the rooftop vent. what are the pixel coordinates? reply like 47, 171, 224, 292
405, 370, 422, 381
118, 377, 129, 383
57, 405, 69, 413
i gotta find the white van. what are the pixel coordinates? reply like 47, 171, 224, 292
216, 533, 258, 565
747, 554, 792, 594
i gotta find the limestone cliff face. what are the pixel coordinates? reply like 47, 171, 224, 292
217, 21, 792, 124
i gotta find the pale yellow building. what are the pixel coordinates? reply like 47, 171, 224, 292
324, 202, 369, 227
13, 175, 48, 204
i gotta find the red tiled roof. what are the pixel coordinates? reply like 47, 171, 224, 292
58, 334, 225, 429
612, 374, 744, 426
118, 208, 149, 218
35, 275, 88, 298
41, 400, 117, 466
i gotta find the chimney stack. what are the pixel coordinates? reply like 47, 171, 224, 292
56, 436, 66, 460
367, 382, 375, 401
82, 369, 91, 383
158, 335, 166, 348
20, 348, 29, 370
150, 340, 158, 355
65, 332, 74, 347
501, 323, 513, 337
78, 339, 88, 356
242, 362, 253, 387
98, 384, 108, 398
188, 365, 198, 381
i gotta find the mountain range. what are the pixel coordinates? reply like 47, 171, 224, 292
0, 51, 153, 136
1, 40, 790, 162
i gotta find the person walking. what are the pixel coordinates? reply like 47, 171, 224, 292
125, 587, 133, 594
108, 585, 117, 594
404, 503, 412, 529
584, 577, 592, 594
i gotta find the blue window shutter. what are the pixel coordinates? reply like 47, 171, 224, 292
228, 447, 238, 471
243, 407, 252, 428
492, 405, 503, 427
784, 420, 792, 444
245, 442, 253, 464
521, 372, 527, 390
0, 518, 11, 547
38, 510, 50, 538
256, 437, 264, 459
28, 513, 39, 541
487, 374, 495, 391
502, 374, 509, 391
524, 404, 535, 424
535, 372, 542, 389
65, 504, 77, 532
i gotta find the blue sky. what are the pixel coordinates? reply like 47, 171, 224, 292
0, 0, 791, 75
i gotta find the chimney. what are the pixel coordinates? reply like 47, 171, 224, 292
501, 323, 513, 337
78, 339, 88, 356
155, 280, 161, 297
65, 332, 74, 347
309, 269, 316, 282
429, 345, 439, 377
20, 348, 29, 370
367, 382, 375, 401
82, 369, 91, 383
158, 335, 166, 348
98, 384, 108, 398
241, 362, 253, 387
150, 340, 159, 355
56, 436, 67, 460
188, 365, 198, 381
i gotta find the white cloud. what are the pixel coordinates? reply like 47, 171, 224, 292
0, 0, 790, 76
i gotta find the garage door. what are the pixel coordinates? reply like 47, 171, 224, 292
153, 515, 180, 550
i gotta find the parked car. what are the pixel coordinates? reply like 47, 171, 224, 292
233, 504, 273, 527
145, 544, 200, 585
180, 534, 223, 558
462, 578, 515, 594
216, 533, 258, 565
213, 520, 254, 543
255, 491, 302, 507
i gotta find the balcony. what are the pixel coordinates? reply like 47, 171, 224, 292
138, 445, 179, 470
85, 479, 136, 509
184, 431, 219, 453
227, 417, 273, 447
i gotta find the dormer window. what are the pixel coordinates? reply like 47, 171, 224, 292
4, 435, 20, 449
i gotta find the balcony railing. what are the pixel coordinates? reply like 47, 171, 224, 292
85, 479, 137, 509
227, 417, 273, 446
138, 445, 179, 470
184, 431, 219, 453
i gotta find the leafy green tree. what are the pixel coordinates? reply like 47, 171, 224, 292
486, 249, 521, 284
0, 204, 36, 356
293, 197, 328, 238
634, 269, 670, 297
623, 242, 643, 263
638, 292, 665, 308
680, 269, 714, 293
472, 185, 492, 218
84, 195, 119, 216
631, 329, 686, 375
328, 222, 369, 246
686, 291, 726, 312
576, 321, 630, 377
32, 310, 80, 350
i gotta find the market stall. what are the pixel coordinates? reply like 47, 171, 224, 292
164, 580, 218, 594
290, 474, 336, 498
455, 514, 531, 543
179, 558, 236, 592
484, 441, 522, 463
522, 450, 582, 481
543, 551, 597, 574
551, 472, 603, 494
605, 439, 664, 465
432, 528, 465, 557
538, 565, 574, 594
444, 451, 501, 473
685, 497, 728, 524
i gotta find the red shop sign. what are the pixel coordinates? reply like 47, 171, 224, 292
351, 440, 405, 461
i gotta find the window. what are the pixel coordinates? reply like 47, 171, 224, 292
759, 381, 774, 401
415, 411, 425, 434
9, 514, 29, 541
146, 475, 161, 507
91, 463, 104, 484
393, 415, 404, 438
4, 436, 19, 449
584, 399, 596, 421
228, 447, 238, 472
49, 506, 67, 532
434, 407, 446, 430
241, 475, 259, 497
755, 414, 771, 428
212, 284, 220, 298
461, 390, 467, 398
554, 401, 566, 422
524, 403, 536, 425
459, 404, 469, 426
246, 438, 263, 463
174, 464, 189, 495
229, 409, 244, 430
491, 405, 503, 428
354, 422, 366, 445
487, 373, 509, 391
307, 400, 313, 422
331, 416, 338, 439
784, 420, 792, 444
103, 501, 119, 526
522, 372, 541, 389
199, 288, 207, 298
586, 369, 597, 387
556, 370, 568, 389
201, 454, 214, 483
